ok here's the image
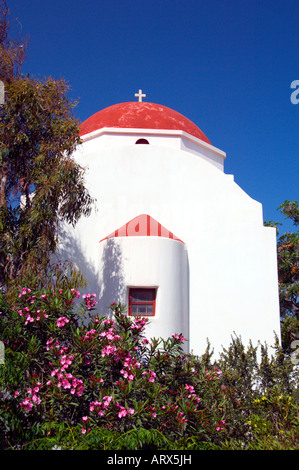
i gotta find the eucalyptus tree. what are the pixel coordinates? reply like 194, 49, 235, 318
0, 1, 93, 288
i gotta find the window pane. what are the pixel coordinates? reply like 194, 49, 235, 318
131, 304, 154, 316
145, 305, 153, 316
131, 305, 138, 315
129, 288, 156, 316
138, 305, 147, 315
131, 288, 155, 302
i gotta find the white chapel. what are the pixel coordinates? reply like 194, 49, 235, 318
59, 91, 281, 356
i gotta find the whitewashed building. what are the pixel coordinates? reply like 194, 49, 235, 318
59, 93, 280, 356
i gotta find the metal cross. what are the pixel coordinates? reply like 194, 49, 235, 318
134, 89, 146, 102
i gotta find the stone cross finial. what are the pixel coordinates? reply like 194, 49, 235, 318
134, 89, 146, 102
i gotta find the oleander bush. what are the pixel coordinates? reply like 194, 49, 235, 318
0, 265, 298, 450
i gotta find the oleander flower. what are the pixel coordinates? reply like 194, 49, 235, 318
56, 316, 69, 327
82, 293, 97, 310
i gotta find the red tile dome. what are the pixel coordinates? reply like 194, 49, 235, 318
79, 101, 211, 144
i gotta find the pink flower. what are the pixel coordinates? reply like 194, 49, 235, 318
89, 398, 111, 416
24, 315, 34, 325
177, 412, 188, 425
20, 398, 33, 412
19, 383, 41, 412
27, 295, 36, 304
100, 327, 120, 341
70, 289, 80, 298
101, 344, 117, 357
131, 318, 147, 331
62, 379, 71, 389
142, 369, 156, 383
85, 329, 97, 341
103, 395, 113, 405
172, 333, 186, 343
216, 420, 226, 431
76, 383, 85, 397
32, 394, 41, 404
118, 407, 127, 418
102, 318, 115, 326
149, 370, 156, 382
18, 287, 31, 298
56, 316, 69, 327
185, 384, 195, 394
83, 293, 97, 310
60, 354, 74, 369
116, 402, 134, 419
46, 338, 61, 351
120, 369, 136, 381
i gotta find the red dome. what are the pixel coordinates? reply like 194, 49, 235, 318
79, 101, 211, 144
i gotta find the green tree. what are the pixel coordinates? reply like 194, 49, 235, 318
0, 1, 93, 288
277, 201, 299, 350
265, 201, 299, 350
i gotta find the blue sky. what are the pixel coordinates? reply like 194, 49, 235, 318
7, 0, 299, 233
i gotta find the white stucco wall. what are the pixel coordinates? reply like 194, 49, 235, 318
97, 236, 189, 351
58, 129, 280, 357
80, 127, 226, 171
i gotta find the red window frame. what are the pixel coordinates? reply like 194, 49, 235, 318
128, 288, 156, 317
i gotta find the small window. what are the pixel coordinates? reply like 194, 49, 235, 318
135, 138, 149, 144
128, 288, 156, 316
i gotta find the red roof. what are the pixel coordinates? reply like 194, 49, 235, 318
99, 214, 184, 244
79, 101, 211, 144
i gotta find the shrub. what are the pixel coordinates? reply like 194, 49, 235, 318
0, 268, 298, 450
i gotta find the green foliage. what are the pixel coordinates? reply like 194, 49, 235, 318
0, 273, 298, 450
0, 4, 94, 288
23, 424, 221, 450
0, 2, 296, 451
265, 201, 299, 350
0, 74, 94, 286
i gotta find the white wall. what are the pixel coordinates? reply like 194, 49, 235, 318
97, 236, 189, 351
80, 127, 226, 171
58, 131, 280, 357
